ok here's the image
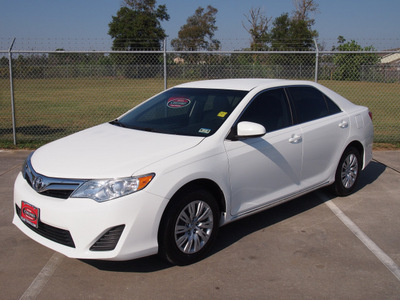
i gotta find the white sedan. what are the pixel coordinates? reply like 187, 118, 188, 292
13, 79, 373, 265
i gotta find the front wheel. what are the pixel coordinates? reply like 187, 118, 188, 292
158, 188, 220, 265
332, 146, 361, 196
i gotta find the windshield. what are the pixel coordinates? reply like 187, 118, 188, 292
115, 88, 248, 137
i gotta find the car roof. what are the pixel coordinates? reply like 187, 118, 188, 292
174, 78, 357, 111
175, 79, 290, 91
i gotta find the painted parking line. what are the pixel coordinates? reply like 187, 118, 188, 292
317, 192, 400, 282
0, 164, 22, 177
19, 253, 64, 300
373, 158, 400, 174
15, 190, 400, 298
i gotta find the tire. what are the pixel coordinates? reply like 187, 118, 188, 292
332, 146, 361, 196
158, 188, 220, 265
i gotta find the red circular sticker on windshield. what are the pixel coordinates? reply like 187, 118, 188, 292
167, 97, 191, 108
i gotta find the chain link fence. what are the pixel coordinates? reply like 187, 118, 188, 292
1, 41, 399, 147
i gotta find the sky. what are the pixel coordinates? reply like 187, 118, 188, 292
1, 0, 399, 51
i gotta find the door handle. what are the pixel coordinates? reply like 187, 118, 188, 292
339, 120, 349, 128
289, 134, 302, 144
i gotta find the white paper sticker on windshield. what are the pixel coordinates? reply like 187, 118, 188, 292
167, 97, 191, 108
199, 128, 211, 134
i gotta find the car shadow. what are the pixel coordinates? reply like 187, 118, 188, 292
213, 161, 386, 254
80, 255, 171, 273
353, 160, 387, 193
82, 161, 386, 273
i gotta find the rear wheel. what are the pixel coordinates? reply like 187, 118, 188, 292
158, 188, 220, 265
332, 146, 361, 196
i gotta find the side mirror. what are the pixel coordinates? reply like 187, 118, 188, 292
227, 121, 266, 140
238, 121, 266, 137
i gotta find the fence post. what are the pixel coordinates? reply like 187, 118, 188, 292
163, 38, 167, 90
313, 38, 319, 83
8, 38, 17, 145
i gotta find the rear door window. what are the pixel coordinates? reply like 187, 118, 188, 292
287, 86, 341, 124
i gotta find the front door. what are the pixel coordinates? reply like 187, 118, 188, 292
224, 88, 303, 216
225, 126, 303, 216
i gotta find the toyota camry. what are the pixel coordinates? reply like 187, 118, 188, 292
13, 79, 373, 265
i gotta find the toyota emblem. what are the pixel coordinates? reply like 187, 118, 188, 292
33, 176, 46, 192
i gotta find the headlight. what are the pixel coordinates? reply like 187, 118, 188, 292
71, 173, 155, 202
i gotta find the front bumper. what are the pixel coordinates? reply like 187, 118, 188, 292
13, 172, 167, 261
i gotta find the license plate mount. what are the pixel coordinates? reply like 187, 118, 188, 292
20, 201, 40, 228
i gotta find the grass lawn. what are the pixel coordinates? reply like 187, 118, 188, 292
320, 80, 400, 145
0, 77, 399, 148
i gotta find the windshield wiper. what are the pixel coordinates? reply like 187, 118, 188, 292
109, 121, 160, 132
110, 121, 178, 135
109, 119, 127, 128
129, 125, 160, 132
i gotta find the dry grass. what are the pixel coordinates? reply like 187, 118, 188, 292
1, 78, 399, 148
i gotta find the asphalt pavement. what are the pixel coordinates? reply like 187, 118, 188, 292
1, 149, 399, 299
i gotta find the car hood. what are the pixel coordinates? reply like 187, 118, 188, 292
31, 123, 204, 179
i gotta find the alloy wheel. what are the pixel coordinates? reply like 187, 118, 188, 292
341, 153, 359, 189
174, 200, 214, 254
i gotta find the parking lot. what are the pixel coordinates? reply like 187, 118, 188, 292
1, 149, 399, 299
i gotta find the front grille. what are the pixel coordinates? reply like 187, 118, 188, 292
40, 189, 76, 199
90, 225, 125, 251
22, 152, 85, 199
16, 205, 76, 248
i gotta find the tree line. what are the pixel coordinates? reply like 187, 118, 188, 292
107, 0, 379, 80
0, 0, 380, 81
108, 0, 319, 52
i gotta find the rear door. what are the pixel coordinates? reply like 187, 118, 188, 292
287, 86, 350, 188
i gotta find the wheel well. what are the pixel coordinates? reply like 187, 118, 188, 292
346, 141, 364, 166
170, 179, 226, 213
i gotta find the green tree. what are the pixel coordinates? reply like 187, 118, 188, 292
242, 1, 318, 68
268, 13, 316, 67
108, 0, 169, 51
108, 0, 169, 77
270, 13, 316, 51
333, 37, 379, 81
171, 5, 220, 52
